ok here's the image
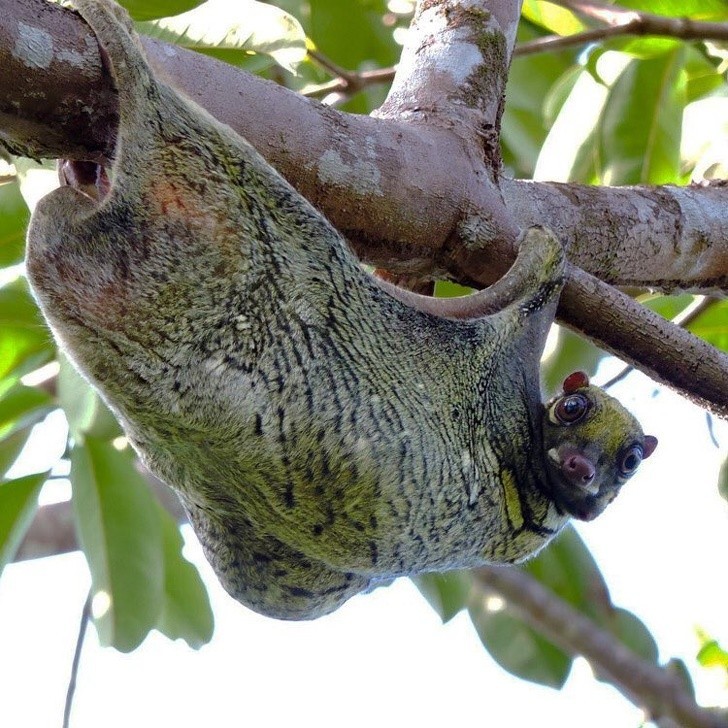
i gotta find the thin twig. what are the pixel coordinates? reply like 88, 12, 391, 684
304, 48, 396, 98
602, 297, 718, 390
62, 591, 91, 728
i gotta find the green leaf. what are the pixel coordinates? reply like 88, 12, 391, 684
0, 278, 56, 381
307, 0, 401, 113
58, 355, 122, 441
541, 327, 605, 398
469, 595, 572, 688
0, 381, 54, 441
503, 23, 579, 177
521, 0, 585, 35
139, 0, 307, 73
617, 0, 728, 21
697, 631, 728, 670
598, 49, 687, 184
413, 570, 471, 623
0, 181, 29, 268
0, 472, 46, 577
523, 526, 610, 621
311, 0, 398, 69
119, 0, 205, 21
646, 296, 728, 353
688, 300, 728, 353
433, 280, 474, 299
718, 454, 728, 503
0, 427, 33, 478
683, 46, 724, 103
605, 608, 659, 664
156, 511, 214, 648
71, 437, 164, 652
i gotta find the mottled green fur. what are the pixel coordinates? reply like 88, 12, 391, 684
26, 0, 652, 620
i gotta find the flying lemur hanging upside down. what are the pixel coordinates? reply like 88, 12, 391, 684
26, 0, 656, 620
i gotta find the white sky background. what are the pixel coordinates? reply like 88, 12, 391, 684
0, 368, 727, 728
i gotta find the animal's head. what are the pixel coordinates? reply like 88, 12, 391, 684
542, 371, 657, 521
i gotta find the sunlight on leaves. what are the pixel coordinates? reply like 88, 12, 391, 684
139, 0, 307, 73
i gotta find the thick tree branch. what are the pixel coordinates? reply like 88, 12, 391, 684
1, 0, 727, 417
474, 566, 728, 728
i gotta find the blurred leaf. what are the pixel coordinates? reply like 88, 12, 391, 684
469, 595, 572, 688
0, 278, 55, 381
71, 437, 164, 652
58, 355, 122, 441
433, 280, 474, 299
311, 0, 397, 68
542, 327, 605, 397
523, 526, 610, 620
618, 0, 728, 21
139, 0, 307, 73
688, 300, 728, 353
503, 23, 579, 176
645, 296, 728, 353
0, 426, 33, 477
413, 570, 471, 623
641, 293, 695, 320
534, 67, 606, 183
718, 454, 728, 503
665, 657, 696, 698
0, 181, 29, 268
156, 512, 214, 648
309, 0, 398, 113
605, 607, 659, 664
600, 36, 682, 60
0, 382, 54, 441
521, 0, 585, 35
119, 0, 205, 21
697, 631, 728, 670
683, 47, 724, 103
0, 472, 46, 578
598, 49, 687, 184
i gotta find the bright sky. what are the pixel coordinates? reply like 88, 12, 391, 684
1, 368, 726, 728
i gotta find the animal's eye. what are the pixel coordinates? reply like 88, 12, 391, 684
619, 444, 643, 476
553, 394, 588, 424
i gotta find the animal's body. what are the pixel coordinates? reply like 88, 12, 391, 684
26, 0, 655, 619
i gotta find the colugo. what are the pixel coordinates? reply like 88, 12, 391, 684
25, 0, 656, 620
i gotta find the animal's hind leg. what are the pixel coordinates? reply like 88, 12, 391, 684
185, 503, 371, 620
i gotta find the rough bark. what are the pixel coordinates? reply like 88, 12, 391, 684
1, 0, 727, 417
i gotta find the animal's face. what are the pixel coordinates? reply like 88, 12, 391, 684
541, 372, 657, 521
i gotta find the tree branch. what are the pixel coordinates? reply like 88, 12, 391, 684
1, 0, 727, 417
550, 0, 728, 42
474, 566, 728, 728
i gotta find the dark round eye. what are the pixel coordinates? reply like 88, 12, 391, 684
619, 444, 643, 476
553, 394, 589, 424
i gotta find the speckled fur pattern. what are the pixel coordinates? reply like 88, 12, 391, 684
25, 0, 649, 619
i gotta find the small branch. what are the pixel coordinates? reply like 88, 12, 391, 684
62, 591, 91, 728
560, 267, 728, 419
474, 566, 728, 728
602, 297, 719, 390
547, 0, 728, 42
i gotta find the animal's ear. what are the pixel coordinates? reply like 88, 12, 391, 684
563, 371, 589, 393
642, 435, 658, 458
